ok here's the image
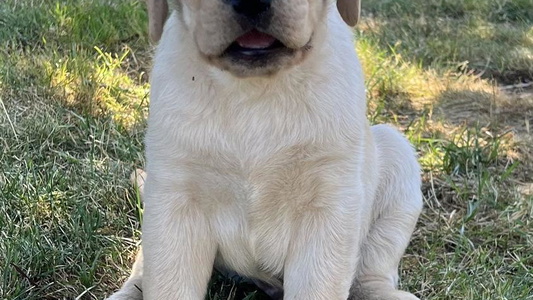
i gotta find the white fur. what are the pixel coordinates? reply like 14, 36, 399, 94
108, 3, 423, 300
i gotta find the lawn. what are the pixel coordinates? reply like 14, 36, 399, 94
0, 0, 531, 299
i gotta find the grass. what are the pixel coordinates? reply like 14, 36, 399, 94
0, 0, 531, 299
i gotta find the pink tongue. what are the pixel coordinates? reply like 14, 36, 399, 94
235, 30, 276, 49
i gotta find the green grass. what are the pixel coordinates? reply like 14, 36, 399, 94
1, 0, 532, 299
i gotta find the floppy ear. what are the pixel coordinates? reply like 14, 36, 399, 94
146, 0, 169, 42
336, 0, 361, 26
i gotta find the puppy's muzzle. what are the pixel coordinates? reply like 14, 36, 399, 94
224, 0, 280, 59
218, 0, 300, 75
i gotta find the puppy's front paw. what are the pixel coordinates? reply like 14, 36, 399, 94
350, 281, 420, 300
105, 288, 143, 300
388, 290, 420, 300
105, 277, 143, 300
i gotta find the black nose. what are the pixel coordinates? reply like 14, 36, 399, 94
229, 0, 271, 21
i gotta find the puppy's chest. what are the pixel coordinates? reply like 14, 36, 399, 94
150, 96, 361, 277
195, 145, 342, 278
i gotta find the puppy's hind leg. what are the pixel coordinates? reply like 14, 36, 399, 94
351, 125, 423, 300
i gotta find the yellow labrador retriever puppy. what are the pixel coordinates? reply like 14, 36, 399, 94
108, 0, 422, 299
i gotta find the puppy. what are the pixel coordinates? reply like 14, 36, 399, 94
108, 0, 423, 299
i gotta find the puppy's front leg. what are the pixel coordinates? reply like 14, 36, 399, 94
142, 189, 217, 299
284, 202, 360, 300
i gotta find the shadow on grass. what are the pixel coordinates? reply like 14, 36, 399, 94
359, 0, 533, 84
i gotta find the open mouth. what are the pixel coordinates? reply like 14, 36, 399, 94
215, 29, 310, 76
225, 29, 288, 58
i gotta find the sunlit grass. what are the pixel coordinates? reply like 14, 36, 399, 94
45, 47, 149, 128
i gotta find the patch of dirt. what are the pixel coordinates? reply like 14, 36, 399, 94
435, 83, 532, 131
483, 69, 533, 86
430, 81, 533, 182
498, 83, 533, 131
518, 182, 533, 196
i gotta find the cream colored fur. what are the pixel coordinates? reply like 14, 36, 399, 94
107, 0, 422, 299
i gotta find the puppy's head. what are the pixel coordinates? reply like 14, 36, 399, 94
147, 0, 360, 77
